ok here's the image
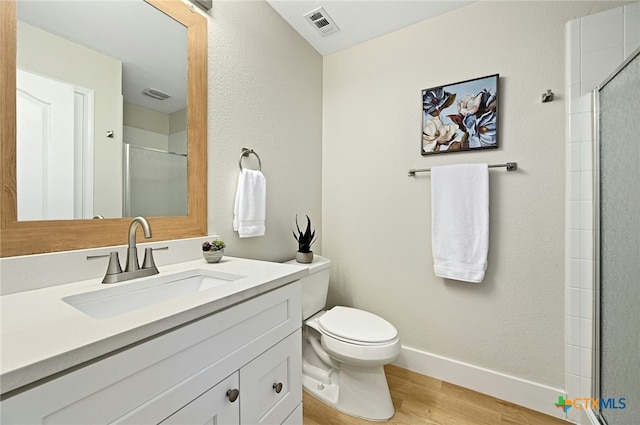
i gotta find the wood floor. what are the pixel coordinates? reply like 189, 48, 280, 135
302, 365, 571, 425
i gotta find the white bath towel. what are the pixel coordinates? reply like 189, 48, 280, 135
431, 163, 489, 283
233, 169, 266, 238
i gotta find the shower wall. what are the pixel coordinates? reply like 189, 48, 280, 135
565, 3, 639, 424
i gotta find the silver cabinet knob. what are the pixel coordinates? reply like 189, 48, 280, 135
272, 382, 283, 393
226, 388, 239, 402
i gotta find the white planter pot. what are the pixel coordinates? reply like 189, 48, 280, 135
296, 251, 313, 264
203, 249, 224, 263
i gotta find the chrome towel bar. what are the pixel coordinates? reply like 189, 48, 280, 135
408, 162, 517, 176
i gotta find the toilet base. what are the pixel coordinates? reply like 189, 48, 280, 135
302, 341, 395, 421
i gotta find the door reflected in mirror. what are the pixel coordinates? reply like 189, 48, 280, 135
16, 0, 188, 220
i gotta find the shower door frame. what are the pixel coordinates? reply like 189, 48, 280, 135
592, 73, 604, 425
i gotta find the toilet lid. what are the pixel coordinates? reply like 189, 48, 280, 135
318, 306, 398, 344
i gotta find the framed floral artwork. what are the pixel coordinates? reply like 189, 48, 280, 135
421, 74, 499, 155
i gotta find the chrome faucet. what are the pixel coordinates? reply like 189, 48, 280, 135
87, 216, 168, 284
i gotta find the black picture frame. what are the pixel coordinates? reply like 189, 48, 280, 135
421, 74, 499, 155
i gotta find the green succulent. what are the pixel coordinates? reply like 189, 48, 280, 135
293, 215, 316, 253
202, 239, 226, 251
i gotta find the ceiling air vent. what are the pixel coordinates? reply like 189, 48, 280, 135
304, 7, 340, 37
142, 87, 171, 100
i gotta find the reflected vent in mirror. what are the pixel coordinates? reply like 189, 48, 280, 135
304, 7, 339, 36
142, 87, 171, 100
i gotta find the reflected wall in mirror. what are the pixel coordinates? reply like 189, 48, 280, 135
1, 0, 208, 257
17, 0, 188, 219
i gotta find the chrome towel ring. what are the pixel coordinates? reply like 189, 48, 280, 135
238, 148, 262, 172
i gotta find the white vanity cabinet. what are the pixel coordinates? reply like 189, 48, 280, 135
0, 281, 302, 425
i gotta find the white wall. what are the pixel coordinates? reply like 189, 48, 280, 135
169, 108, 187, 154
206, 0, 323, 262
565, 3, 640, 424
322, 0, 627, 419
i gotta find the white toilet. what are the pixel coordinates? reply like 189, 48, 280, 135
287, 256, 401, 421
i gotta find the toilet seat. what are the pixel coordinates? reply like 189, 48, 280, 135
303, 307, 400, 366
318, 306, 398, 346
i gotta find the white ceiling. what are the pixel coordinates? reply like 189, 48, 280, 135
265, 0, 475, 56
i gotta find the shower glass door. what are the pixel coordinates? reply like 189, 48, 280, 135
594, 48, 640, 425
123, 144, 188, 217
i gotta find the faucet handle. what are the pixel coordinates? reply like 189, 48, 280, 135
142, 246, 168, 270
87, 251, 123, 276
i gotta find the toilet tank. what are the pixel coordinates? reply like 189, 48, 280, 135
286, 255, 331, 320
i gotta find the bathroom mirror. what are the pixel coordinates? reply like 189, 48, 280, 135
0, 0, 208, 257
16, 0, 189, 220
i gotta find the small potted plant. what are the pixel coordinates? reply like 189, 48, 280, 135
293, 215, 316, 263
202, 239, 226, 263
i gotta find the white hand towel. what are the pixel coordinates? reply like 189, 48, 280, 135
431, 163, 489, 283
233, 169, 266, 238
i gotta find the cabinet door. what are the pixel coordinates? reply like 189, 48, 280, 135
240, 330, 302, 425
161, 372, 239, 425
281, 404, 302, 425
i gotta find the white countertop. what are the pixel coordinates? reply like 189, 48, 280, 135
0, 256, 307, 395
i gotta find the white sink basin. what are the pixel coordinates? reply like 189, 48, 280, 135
62, 269, 245, 319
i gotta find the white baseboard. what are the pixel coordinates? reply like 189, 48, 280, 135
393, 345, 569, 421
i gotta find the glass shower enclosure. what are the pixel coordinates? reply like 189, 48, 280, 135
593, 48, 639, 425
123, 143, 188, 217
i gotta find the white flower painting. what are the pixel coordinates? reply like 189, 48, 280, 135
421, 74, 499, 155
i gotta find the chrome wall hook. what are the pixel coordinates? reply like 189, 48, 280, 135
541, 89, 554, 103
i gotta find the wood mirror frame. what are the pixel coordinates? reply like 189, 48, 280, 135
0, 0, 207, 257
